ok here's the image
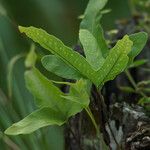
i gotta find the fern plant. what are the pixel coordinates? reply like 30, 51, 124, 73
5, 0, 148, 149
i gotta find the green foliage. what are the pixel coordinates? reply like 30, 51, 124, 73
7, 53, 25, 99
128, 32, 148, 65
138, 97, 150, 111
18, 26, 95, 82
5, 67, 90, 135
5, 107, 65, 135
62, 79, 90, 108
42, 55, 82, 80
25, 44, 37, 68
4, 0, 147, 141
80, 0, 108, 57
94, 35, 133, 87
129, 59, 148, 69
25, 67, 65, 109
119, 86, 135, 93
18, 26, 135, 88
137, 80, 150, 87
79, 29, 105, 70
0, 8, 64, 149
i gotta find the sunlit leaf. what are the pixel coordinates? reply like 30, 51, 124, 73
19, 26, 133, 88
62, 79, 90, 107
19, 26, 95, 82
25, 67, 65, 108
5, 107, 65, 135
80, 0, 108, 57
94, 35, 133, 87
25, 67, 89, 117
79, 29, 105, 70
5, 67, 90, 135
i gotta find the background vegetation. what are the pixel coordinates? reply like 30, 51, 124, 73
0, 0, 149, 149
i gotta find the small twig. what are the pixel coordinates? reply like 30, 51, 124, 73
85, 106, 109, 150
85, 107, 100, 136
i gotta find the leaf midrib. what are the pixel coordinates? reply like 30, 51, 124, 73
44, 41, 94, 79
97, 51, 126, 86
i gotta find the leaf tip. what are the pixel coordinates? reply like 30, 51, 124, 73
18, 26, 26, 33
4, 126, 16, 135
140, 31, 148, 38
142, 32, 148, 42
4, 123, 30, 135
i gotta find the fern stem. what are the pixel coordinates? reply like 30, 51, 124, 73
85, 107, 108, 150
85, 107, 99, 135
125, 69, 147, 98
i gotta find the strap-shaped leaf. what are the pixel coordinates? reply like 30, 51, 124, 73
25, 67, 88, 116
25, 67, 65, 109
41, 55, 82, 80
5, 67, 90, 135
61, 79, 90, 117
62, 79, 90, 107
94, 35, 133, 87
128, 32, 148, 65
5, 107, 65, 135
19, 26, 133, 88
79, 29, 105, 70
80, 0, 108, 57
19, 26, 95, 82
